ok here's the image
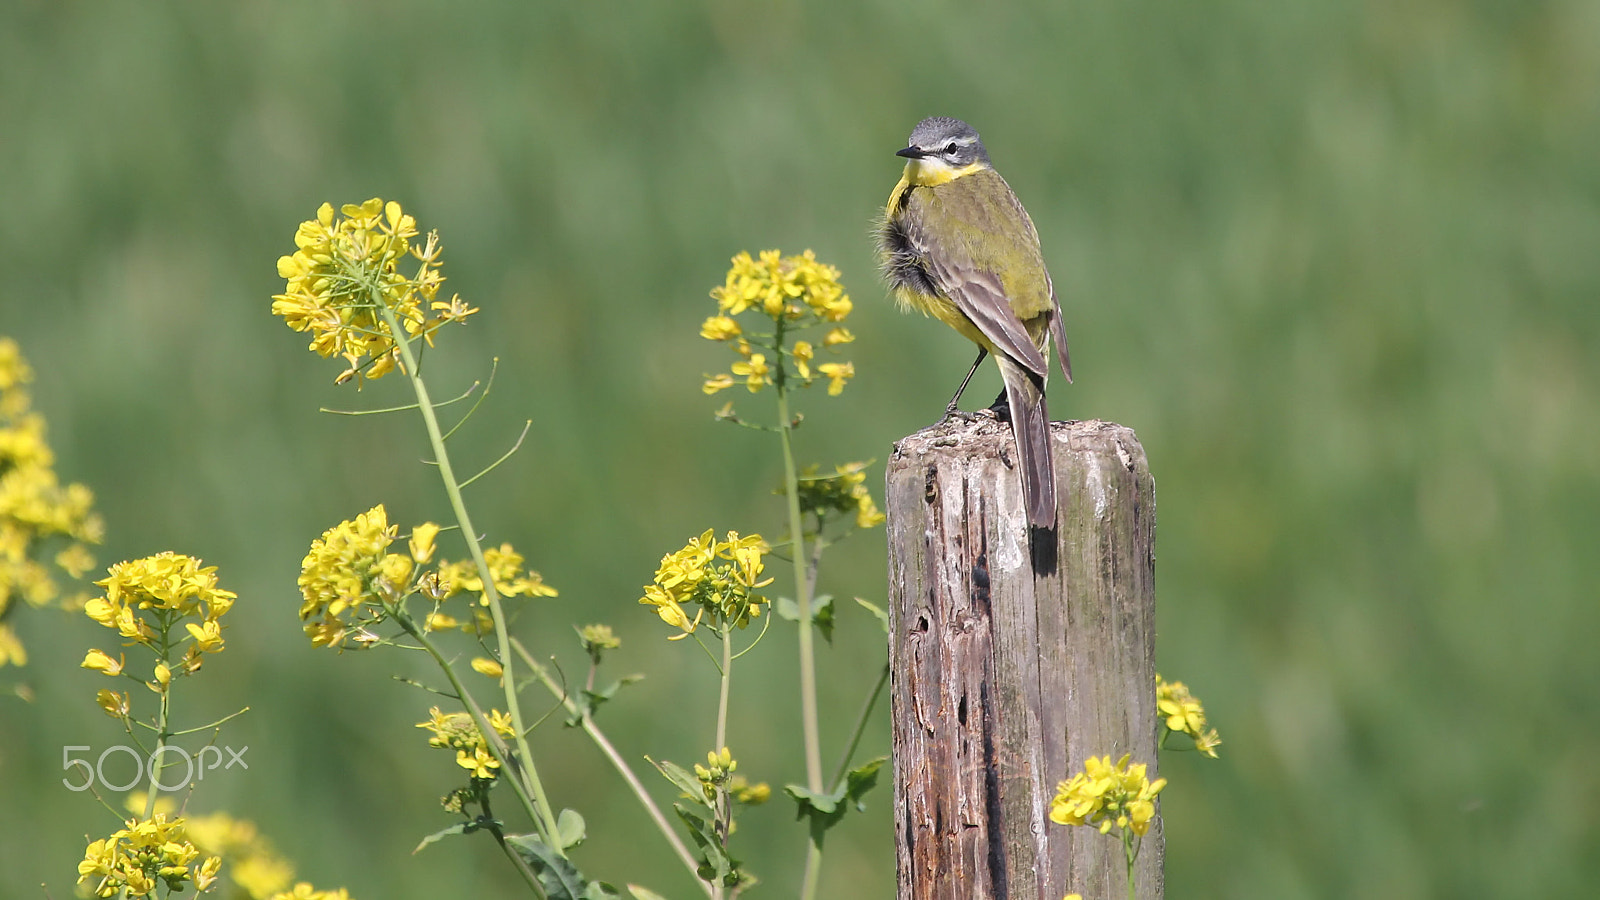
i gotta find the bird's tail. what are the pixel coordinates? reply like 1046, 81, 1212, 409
997, 355, 1056, 529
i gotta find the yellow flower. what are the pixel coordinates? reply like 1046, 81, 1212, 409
56, 542, 96, 578
96, 689, 130, 718
720, 532, 772, 590
417, 706, 514, 781
93, 552, 236, 640
471, 657, 503, 679
303, 617, 346, 649
579, 623, 621, 654
408, 522, 441, 564
273, 199, 472, 386
1156, 676, 1205, 735
0, 625, 26, 667
701, 251, 857, 397
640, 530, 769, 638
817, 361, 854, 396
702, 373, 735, 394
1156, 674, 1219, 756
1049, 754, 1166, 837
185, 618, 225, 655
192, 856, 222, 892
82, 648, 125, 676
481, 544, 559, 599
730, 775, 770, 805
700, 316, 742, 341
455, 745, 500, 779
654, 529, 716, 592
0, 339, 105, 672
731, 354, 771, 392
78, 815, 213, 899
792, 341, 814, 380
297, 506, 397, 644
640, 583, 697, 635
794, 462, 884, 529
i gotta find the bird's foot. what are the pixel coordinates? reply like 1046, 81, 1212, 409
937, 404, 994, 426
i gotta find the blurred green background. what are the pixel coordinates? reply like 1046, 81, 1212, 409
3, 0, 1598, 897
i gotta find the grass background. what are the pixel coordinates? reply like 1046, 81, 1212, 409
3, 1, 1598, 897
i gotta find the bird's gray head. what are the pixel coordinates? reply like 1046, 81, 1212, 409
896, 116, 990, 168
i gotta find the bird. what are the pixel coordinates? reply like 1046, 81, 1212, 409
877, 116, 1072, 531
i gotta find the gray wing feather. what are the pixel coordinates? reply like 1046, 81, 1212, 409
1047, 284, 1072, 384
902, 208, 1050, 377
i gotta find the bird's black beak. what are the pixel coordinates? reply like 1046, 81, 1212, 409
896, 146, 925, 159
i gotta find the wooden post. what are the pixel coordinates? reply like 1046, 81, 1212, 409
886, 417, 1161, 900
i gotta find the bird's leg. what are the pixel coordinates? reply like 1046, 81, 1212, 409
940, 347, 989, 422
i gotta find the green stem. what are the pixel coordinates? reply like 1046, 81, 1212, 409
716, 627, 732, 752
828, 663, 889, 789
480, 791, 549, 899
375, 298, 561, 849
800, 847, 823, 900
511, 639, 713, 898
776, 383, 826, 900
142, 616, 173, 819
1124, 830, 1137, 900
393, 607, 551, 877
775, 387, 823, 788
142, 675, 171, 820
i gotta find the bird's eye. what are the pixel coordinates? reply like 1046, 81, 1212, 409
945, 142, 960, 155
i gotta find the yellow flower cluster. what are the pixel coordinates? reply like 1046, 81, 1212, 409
0, 337, 102, 666
795, 461, 886, 529
639, 530, 771, 639
273, 199, 477, 386
579, 622, 621, 658
77, 815, 222, 898
1049, 754, 1167, 837
693, 746, 737, 797
1156, 674, 1221, 758
83, 553, 236, 684
729, 774, 771, 806
701, 250, 856, 397
296, 505, 556, 649
185, 812, 295, 900
416, 706, 516, 781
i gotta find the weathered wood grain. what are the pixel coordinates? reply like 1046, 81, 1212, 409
886, 416, 1161, 900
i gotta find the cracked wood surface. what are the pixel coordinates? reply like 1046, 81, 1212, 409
887, 417, 1162, 900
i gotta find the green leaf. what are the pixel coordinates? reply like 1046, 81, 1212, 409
813, 594, 835, 643
674, 802, 733, 883
647, 757, 709, 806
506, 834, 588, 900
854, 597, 890, 634
411, 820, 479, 854
775, 595, 835, 643
556, 808, 587, 850
626, 886, 671, 900
784, 783, 842, 815
581, 882, 621, 900
565, 674, 645, 726
785, 756, 889, 840
844, 756, 887, 811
